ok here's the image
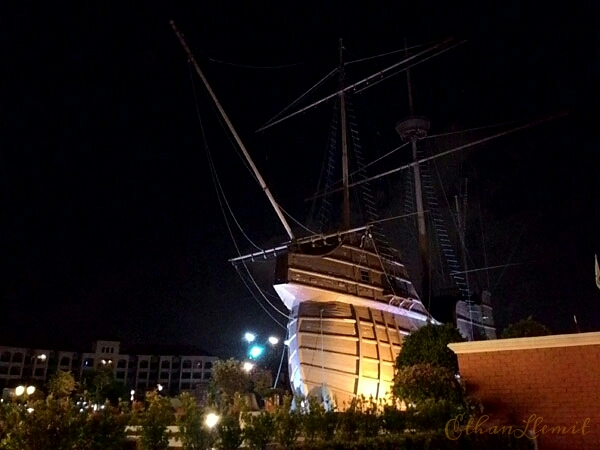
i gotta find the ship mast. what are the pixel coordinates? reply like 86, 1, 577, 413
170, 21, 295, 241
338, 39, 351, 229
396, 40, 431, 302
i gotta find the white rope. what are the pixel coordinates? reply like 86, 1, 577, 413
190, 65, 289, 326
238, 263, 290, 320
259, 67, 338, 130
345, 40, 439, 65
279, 204, 317, 235
207, 56, 304, 70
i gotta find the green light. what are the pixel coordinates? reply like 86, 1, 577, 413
249, 345, 264, 359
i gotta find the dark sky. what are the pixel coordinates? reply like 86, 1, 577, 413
1, 2, 598, 357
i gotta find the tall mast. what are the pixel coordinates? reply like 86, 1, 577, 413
396, 39, 431, 302
338, 38, 350, 229
170, 21, 295, 241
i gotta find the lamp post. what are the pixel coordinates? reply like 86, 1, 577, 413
242, 331, 286, 391
205, 412, 220, 429
243, 331, 280, 362
14, 385, 36, 410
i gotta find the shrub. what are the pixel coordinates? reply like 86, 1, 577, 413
396, 323, 465, 373
241, 411, 274, 450
501, 316, 551, 338
273, 395, 302, 449
216, 413, 243, 450
136, 391, 174, 450
393, 363, 462, 405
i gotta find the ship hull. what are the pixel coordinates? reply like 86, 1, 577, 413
272, 232, 435, 409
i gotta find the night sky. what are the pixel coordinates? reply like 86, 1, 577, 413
2, 2, 598, 358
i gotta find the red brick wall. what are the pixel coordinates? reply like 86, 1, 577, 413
450, 333, 600, 450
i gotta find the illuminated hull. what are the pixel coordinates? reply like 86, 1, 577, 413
273, 232, 436, 408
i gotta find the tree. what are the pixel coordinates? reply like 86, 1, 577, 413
212, 359, 251, 400
211, 358, 273, 410
395, 323, 465, 373
79, 405, 128, 450
81, 365, 128, 405
241, 411, 274, 450
393, 363, 462, 404
216, 413, 243, 450
272, 395, 301, 449
501, 316, 551, 338
136, 391, 174, 450
0, 371, 126, 450
47, 369, 77, 398
177, 393, 211, 450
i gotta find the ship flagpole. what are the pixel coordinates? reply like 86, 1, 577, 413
398, 38, 432, 304
338, 39, 351, 229
170, 20, 295, 241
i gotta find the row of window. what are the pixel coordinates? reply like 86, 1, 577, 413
115, 371, 212, 381
0, 366, 46, 377
0, 352, 42, 363
0, 364, 214, 380
1, 353, 213, 371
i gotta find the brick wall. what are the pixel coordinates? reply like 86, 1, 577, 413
449, 332, 600, 450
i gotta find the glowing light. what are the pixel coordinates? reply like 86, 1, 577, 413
157, 384, 163, 391
268, 336, 279, 345
244, 332, 256, 343
26, 386, 35, 396
249, 345, 264, 359
242, 362, 254, 372
37, 354, 47, 361
15, 386, 25, 396
205, 412, 220, 429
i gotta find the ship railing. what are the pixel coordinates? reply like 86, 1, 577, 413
229, 225, 372, 265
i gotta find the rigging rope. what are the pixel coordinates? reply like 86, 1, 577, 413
425, 118, 532, 140
207, 56, 304, 69
235, 265, 288, 326
190, 66, 257, 250
256, 39, 466, 133
279, 204, 317, 235
259, 68, 338, 130
237, 263, 290, 320
313, 118, 534, 191
345, 40, 439, 65
309, 110, 569, 198
189, 63, 289, 326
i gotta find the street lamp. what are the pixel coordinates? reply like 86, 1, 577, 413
15, 385, 35, 397
205, 412, 220, 429
268, 336, 279, 345
243, 332, 256, 343
249, 345, 264, 359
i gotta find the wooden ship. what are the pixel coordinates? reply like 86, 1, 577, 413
171, 23, 508, 408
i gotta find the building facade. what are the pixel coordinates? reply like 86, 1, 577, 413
0, 340, 217, 396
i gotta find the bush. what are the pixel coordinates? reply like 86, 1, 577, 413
241, 411, 274, 450
177, 393, 212, 450
393, 363, 463, 405
136, 391, 174, 450
501, 316, 551, 338
216, 413, 243, 450
273, 395, 302, 449
396, 324, 465, 373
